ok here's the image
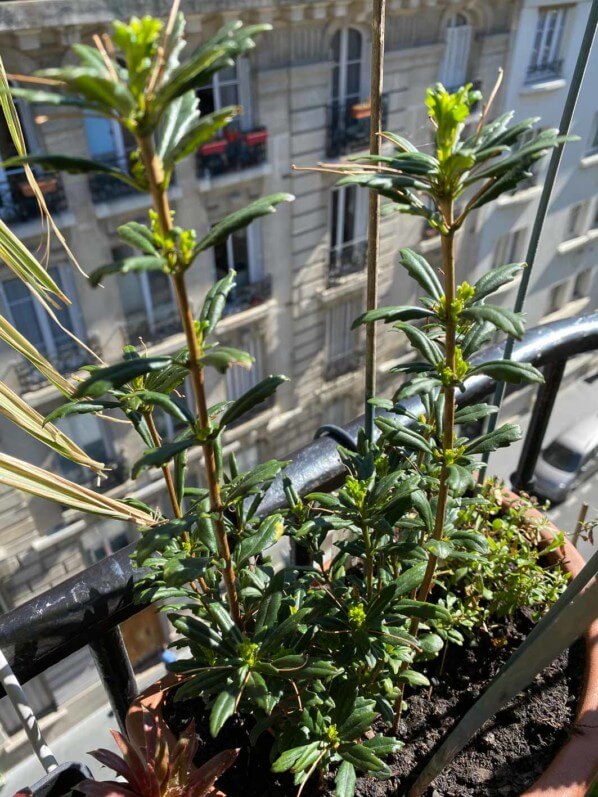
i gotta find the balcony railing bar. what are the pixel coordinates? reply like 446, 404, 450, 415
16, 334, 102, 393
89, 626, 137, 734
0, 313, 597, 721
0, 168, 67, 224
326, 94, 389, 158
195, 126, 268, 179
88, 153, 139, 204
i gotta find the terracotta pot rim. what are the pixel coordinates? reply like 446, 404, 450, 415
127, 490, 598, 795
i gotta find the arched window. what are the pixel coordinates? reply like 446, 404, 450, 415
439, 13, 472, 91
331, 28, 363, 106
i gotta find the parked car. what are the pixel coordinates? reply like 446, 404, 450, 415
533, 415, 598, 503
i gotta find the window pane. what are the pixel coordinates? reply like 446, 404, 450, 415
47, 267, 75, 346
345, 63, 361, 99
3, 278, 45, 350
214, 241, 229, 281
347, 29, 362, 60
231, 229, 249, 286
220, 82, 239, 107
342, 186, 357, 244
197, 85, 215, 116
331, 30, 341, 62
119, 273, 146, 316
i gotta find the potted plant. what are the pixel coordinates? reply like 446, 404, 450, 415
2, 8, 596, 797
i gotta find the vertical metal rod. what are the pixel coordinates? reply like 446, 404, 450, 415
364, 0, 386, 441
0, 647, 58, 772
481, 0, 598, 467
511, 359, 565, 492
89, 626, 137, 735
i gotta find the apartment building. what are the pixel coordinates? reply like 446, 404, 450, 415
1, 0, 582, 746
459, 0, 598, 323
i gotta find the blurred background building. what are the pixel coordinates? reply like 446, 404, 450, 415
0, 0, 595, 758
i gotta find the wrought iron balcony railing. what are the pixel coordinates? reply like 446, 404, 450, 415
88, 153, 138, 204
1, 313, 597, 734
122, 307, 181, 347
328, 239, 368, 286
0, 168, 67, 224
526, 59, 564, 84
196, 126, 269, 180
326, 94, 389, 158
221, 274, 272, 318
16, 335, 101, 393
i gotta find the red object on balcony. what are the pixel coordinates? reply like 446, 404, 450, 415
351, 100, 372, 120
198, 139, 228, 156
245, 129, 269, 147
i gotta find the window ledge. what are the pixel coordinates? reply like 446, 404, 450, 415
32, 520, 86, 552
520, 77, 566, 95
542, 296, 590, 323
197, 162, 273, 192
320, 271, 366, 304
419, 235, 441, 253
580, 152, 598, 169
218, 297, 275, 333
9, 210, 75, 240
557, 234, 590, 255
497, 185, 542, 206
95, 186, 182, 219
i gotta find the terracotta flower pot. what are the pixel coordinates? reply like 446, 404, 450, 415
500, 489, 598, 797
127, 493, 598, 794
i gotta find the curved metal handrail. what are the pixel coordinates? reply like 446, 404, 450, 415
0, 311, 597, 702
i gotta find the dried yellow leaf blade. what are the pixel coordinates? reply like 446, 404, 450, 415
0, 314, 75, 396
0, 453, 156, 525
0, 382, 104, 474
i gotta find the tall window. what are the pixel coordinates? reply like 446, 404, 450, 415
329, 185, 366, 281
197, 62, 253, 130
114, 246, 177, 342
1, 267, 82, 356
566, 202, 588, 239
325, 295, 362, 380
527, 7, 567, 83
494, 228, 528, 266
331, 28, 363, 106
83, 114, 135, 164
547, 281, 569, 314
572, 268, 592, 299
214, 227, 252, 288
0, 95, 41, 220
55, 414, 111, 480
439, 14, 472, 90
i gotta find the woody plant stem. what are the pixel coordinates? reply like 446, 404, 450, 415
392, 198, 456, 733
138, 134, 242, 628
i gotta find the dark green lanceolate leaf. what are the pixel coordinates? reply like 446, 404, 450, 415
167, 107, 239, 168
394, 322, 443, 366
116, 221, 158, 256
157, 90, 199, 162
164, 554, 209, 587
43, 400, 119, 425
395, 376, 442, 401
335, 761, 356, 797
376, 418, 433, 454
446, 464, 475, 495
425, 539, 454, 559
338, 744, 389, 775
397, 248, 443, 299
200, 271, 237, 336
172, 615, 228, 655
210, 689, 237, 737
461, 321, 494, 358
461, 305, 525, 339
338, 172, 429, 194
235, 514, 284, 564
394, 600, 452, 623
454, 403, 498, 425
222, 460, 287, 503
132, 438, 196, 478
89, 256, 167, 287
412, 490, 434, 532
131, 390, 194, 424
5, 86, 93, 110
199, 347, 253, 374
448, 530, 489, 554
469, 360, 544, 385
465, 423, 521, 455
0, 154, 138, 188
204, 601, 243, 644
220, 375, 289, 427
338, 703, 379, 744
194, 194, 293, 256
394, 562, 427, 596
352, 305, 432, 329
73, 357, 172, 398
472, 263, 524, 302
254, 592, 282, 637
135, 518, 196, 564
271, 742, 320, 774
37, 66, 136, 115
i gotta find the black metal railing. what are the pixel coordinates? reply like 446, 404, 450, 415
16, 335, 101, 393
222, 274, 272, 318
122, 307, 181, 347
0, 169, 67, 224
325, 350, 363, 381
196, 126, 269, 180
88, 153, 138, 204
326, 94, 389, 158
526, 58, 564, 84
328, 240, 368, 286
0, 313, 597, 733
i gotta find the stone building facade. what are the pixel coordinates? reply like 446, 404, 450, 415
0, 0, 592, 746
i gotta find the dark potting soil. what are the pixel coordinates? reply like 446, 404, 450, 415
163, 611, 584, 797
